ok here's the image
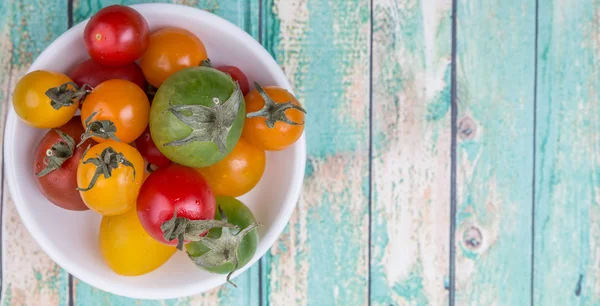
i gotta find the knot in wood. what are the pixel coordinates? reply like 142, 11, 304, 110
463, 226, 482, 250
458, 117, 477, 140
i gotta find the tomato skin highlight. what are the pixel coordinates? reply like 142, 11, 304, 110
135, 127, 172, 167
77, 141, 144, 216
84, 5, 150, 66
34, 117, 95, 211
69, 58, 146, 90
196, 138, 265, 197
81, 79, 150, 143
137, 164, 216, 245
13, 70, 79, 128
242, 86, 305, 151
100, 208, 176, 276
186, 196, 258, 274
216, 66, 250, 95
140, 28, 208, 87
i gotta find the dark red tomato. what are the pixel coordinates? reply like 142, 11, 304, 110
33, 116, 96, 211
137, 164, 216, 246
135, 127, 172, 167
84, 5, 150, 66
69, 58, 146, 90
216, 65, 250, 95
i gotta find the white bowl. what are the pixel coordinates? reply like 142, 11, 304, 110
4, 3, 305, 300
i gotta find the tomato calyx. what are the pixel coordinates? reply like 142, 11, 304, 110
79, 112, 120, 145
146, 83, 157, 101
36, 130, 76, 177
163, 83, 243, 153
45, 82, 92, 110
160, 210, 237, 251
187, 206, 260, 287
77, 146, 136, 191
200, 59, 213, 67
246, 82, 307, 128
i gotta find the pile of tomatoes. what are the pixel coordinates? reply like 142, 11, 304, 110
12, 5, 305, 283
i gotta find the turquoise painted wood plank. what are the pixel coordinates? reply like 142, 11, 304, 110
0, 0, 71, 305
72, 265, 259, 306
455, 0, 535, 304
535, 1, 600, 304
73, 0, 260, 39
370, 0, 452, 305
260, 0, 370, 305
70, 1, 260, 305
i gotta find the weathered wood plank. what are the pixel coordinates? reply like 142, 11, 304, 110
534, 0, 600, 304
370, 0, 452, 305
260, 1, 370, 305
0, 1, 71, 305
70, 0, 260, 305
455, 0, 535, 304
73, 0, 260, 39
71, 265, 259, 306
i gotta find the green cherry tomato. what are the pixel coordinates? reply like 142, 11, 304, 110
185, 196, 259, 274
149, 66, 245, 168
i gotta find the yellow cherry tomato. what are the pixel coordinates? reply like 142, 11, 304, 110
196, 138, 266, 197
12, 70, 80, 128
77, 141, 144, 216
99, 208, 176, 276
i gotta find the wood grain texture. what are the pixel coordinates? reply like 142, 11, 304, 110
455, 0, 535, 304
0, 1, 71, 305
260, 0, 370, 305
8, 0, 600, 305
534, 0, 600, 304
370, 0, 452, 305
70, 0, 260, 305
73, 0, 259, 38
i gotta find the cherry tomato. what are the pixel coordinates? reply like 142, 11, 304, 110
140, 28, 208, 87
216, 66, 250, 95
81, 79, 150, 143
77, 141, 144, 216
196, 138, 265, 197
149, 67, 245, 168
84, 5, 149, 66
242, 85, 305, 151
100, 208, 176, 276
69, 58, 146, 90
135, 127, 172, 167
13, 70, 80, 128
137, 164, 215, 246
186, 196, 259, 275
34, 116, 96, 211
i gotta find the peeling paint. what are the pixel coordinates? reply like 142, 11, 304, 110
455, 0, 536, 304
371, 1, 451, 305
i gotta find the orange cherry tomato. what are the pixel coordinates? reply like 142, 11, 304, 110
81, 79, 150, 143
242, 86, 305, 151
195, 138, 266, 197
77, 141, 144, 216
140, 28, 208, 87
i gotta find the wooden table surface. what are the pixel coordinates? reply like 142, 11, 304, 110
0, 0, 598, 305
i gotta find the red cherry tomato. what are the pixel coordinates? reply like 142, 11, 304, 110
135, 127, 172, 167
69, 58, 146, 90
216, 65, 250, 95
33, 116, 96, 211
137, 164, 216, 246
84, 5, 150, 66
